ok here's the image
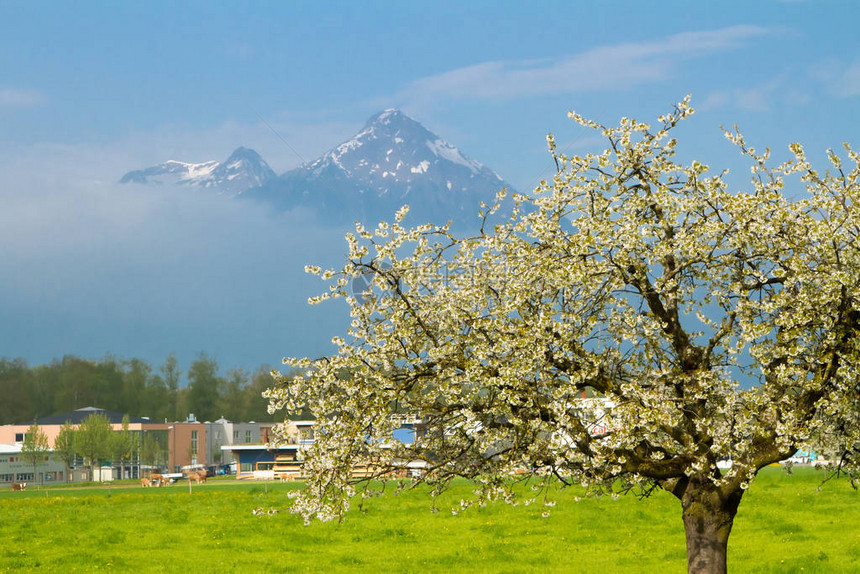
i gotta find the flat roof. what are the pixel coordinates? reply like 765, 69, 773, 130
221, 444, 302, 451
24, 407, 152, 426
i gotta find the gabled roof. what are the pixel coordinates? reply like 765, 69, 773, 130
23, 407, 151, 426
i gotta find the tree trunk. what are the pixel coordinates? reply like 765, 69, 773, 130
674, 476, 744, 574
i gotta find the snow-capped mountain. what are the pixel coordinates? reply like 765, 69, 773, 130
120, 147, 276, 197
120, 110, 512, 227
302, 108, 505, 196
247, 109, 513, 226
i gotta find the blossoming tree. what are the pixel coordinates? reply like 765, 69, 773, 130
267, 98, 860, 574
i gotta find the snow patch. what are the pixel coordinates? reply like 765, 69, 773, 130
376, 109, 398, 123
426, 139, 479, 173
184, 161, 219, 179
334, 138, 363, 157
411, 160, 431, 174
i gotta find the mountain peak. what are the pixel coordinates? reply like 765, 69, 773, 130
249, 109, 512, 226
226, 146, 261, 161
365, 108, 408, 126
120, 146, 276, 196
361, 108, 428, 135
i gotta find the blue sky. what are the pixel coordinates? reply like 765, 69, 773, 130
1, 1, 859, 375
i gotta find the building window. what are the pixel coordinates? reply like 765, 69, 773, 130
240, 462, 252, 472
16, 473, 34, 482
14, 433, 25, 442
191, 430, 198, 454
233, 430, 239, 441
300, 427, 315, 443
0, 474, 13, 482
245, 430, 252, 443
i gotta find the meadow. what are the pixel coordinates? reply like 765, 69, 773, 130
0, 467, 857, 573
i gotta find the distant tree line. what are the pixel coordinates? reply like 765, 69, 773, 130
0, 352, 285, 425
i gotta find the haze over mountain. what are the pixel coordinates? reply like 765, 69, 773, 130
122, 110, 513, 227
4, 2, 849, 384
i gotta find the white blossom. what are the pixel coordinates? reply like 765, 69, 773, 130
268, 99, 860, 569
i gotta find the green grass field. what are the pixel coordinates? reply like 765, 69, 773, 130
0, 467, 858, 573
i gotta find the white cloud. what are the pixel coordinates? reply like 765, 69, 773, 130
0, 87, 46, 108
398, 25, 770, 103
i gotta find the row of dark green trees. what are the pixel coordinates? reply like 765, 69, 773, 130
0, 352, 287, 425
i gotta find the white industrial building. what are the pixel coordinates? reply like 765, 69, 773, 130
0, 444, 68, 487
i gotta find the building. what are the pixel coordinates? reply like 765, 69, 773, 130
0, 444, 68, 487
0, 407, 171, 480
223, 420, 314, 480
166, 415, 206, 473
223, 418, 427, 480
0, 407, 281, 481
0, 406, 165, 449
205, 417, 275, 469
